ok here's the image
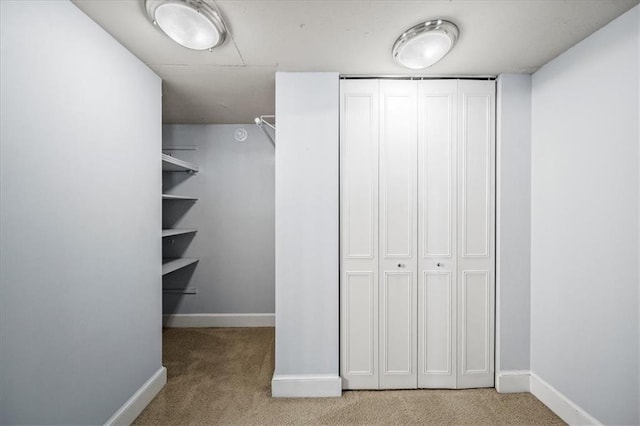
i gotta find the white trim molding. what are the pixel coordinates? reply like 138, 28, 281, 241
496, 370, 530, 393
271, 374, 342, 397
104, 366, 166, 426
163, 313, 275, 328
530, 372, 602, 426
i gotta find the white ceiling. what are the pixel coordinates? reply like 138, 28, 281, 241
73, 0, 638, 124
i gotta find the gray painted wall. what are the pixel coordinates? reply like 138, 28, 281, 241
162, 124, 275, 314
0, 1, 162, 423
274, 72, 339, 376
496, 74, 532, 372
531, 5, 639, 424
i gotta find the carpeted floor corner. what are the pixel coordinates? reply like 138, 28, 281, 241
134, 328, 564, 425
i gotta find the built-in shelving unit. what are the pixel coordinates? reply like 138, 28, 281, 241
162, 257, 199, 275
162, 153, 198, 173
162, 152, 199, 277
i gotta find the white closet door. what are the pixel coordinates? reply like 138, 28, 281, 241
417, 80, 458, 389
456, 80, 495, 388
340, 78, 495, 391
379, 80, 417, 389
340, 80, 380, 389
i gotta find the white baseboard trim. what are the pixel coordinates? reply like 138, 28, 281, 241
271, 374, 342, 398
163, 313, 275, 328
496, 370, 530, 393
104, 366, 166, 426
530, 372, 601, 425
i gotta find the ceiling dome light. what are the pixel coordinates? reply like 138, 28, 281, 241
146, 0, 227, 50
392, 20, 459, 69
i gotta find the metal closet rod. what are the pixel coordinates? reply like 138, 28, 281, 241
162, 146, 198, 151
254, 115, 276, 147
255, 115, 276, 130
340, 75, 496, 80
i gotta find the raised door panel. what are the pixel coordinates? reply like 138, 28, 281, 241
418, 81, 457, 260
380, 81, 417, 259
460, 85, 491, 259
460, 272, 490, 376
417, 80, 457, 388
457, 80, 495, 388
418, 272, 456, 388
342, 271, 378, 388
379, 80, 417, 389
340, 79, 379, 389
380, 272, 414, 380
343, 94, 377, 260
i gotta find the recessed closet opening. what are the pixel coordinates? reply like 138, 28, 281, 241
161, 125, 276, 325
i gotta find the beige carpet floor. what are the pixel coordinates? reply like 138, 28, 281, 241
134, 328, 564, 425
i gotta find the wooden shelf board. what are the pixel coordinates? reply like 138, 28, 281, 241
162, 153, 198, 173
162, 257, 199, 275
162, 194, 198, 201
162, 229, 197, 238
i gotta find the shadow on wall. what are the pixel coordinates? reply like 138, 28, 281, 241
163, 263, 198, 314
163, 233, 197, 259
162, 199, 197, 228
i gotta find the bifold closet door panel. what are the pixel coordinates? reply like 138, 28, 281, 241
340, 78, 495, 391
340, 79, 380, 389
456, 80, 495, 388
379, 80, 418, 389
417, 80, 458, 389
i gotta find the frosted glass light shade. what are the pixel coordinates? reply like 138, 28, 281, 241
146, 0, 227, 50
393, 20, 459, 69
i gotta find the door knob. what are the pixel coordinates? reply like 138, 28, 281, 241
437, 262, 443, 267
397, 263, 405, 268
